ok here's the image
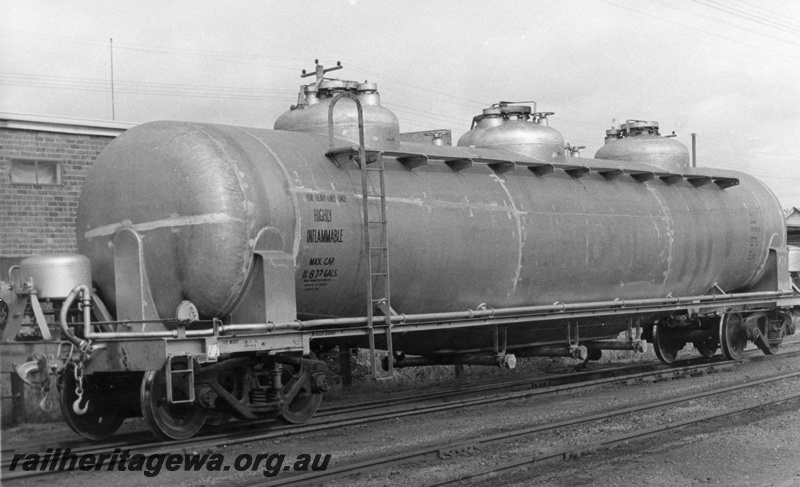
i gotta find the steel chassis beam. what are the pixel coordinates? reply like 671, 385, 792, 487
2, 292, 798, 375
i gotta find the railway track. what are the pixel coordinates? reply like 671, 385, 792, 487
0, 356, 690, 460
255, 365, 800, 486
3, 347, 797, 483
431, 376, 800, 486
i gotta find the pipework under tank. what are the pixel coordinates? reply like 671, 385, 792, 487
457, 102, 566, 163
595, 120, 690, 173
274, 60, 400, 150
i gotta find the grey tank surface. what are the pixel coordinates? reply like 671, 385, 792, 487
77, 121, 785, 326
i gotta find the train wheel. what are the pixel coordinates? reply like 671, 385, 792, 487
59, 364, 125, 441
719, 312, 746, 361
277, 361, 323, 425
694, 340, 718, 358
141, 366, 208, 441
652, 324, 682, 364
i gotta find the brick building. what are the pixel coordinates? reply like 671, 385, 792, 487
0, 114, 134, 425
0, 113, 135, 276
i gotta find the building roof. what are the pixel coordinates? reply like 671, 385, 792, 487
786, 207, 800, 228
0, 112, 136, 137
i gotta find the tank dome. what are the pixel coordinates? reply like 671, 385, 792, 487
274, 62, 400, 150
457, 103, 566, 163
595, 120, 689, 173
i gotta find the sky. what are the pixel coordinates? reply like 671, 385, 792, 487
3, 0, 800, 208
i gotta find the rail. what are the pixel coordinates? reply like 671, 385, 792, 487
6, 349, 789, 482
75, 288, 800, 341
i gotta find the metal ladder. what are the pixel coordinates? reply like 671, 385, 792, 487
362, 152, 394, 379
326, 92, 395, 380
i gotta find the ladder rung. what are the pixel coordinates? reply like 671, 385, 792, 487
360, 152, 393, 382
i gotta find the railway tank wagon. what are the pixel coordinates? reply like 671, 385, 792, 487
1, 63, 798, 442
79, 110, 784, 357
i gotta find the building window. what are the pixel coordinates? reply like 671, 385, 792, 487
10, 159, 62, 185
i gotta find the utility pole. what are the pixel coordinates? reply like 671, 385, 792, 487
691, 132, 696, 167
110, 38, 116, 121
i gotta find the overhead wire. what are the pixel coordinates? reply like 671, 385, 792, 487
1, 72, 296, 93
1, 28, 301, 65
2, 28, 483, 111
345, 60, 489, 108
1, 27, 621, 138
4, 10, 800, 185
601, 0, 800, 183
2, 29, 498, 132
728, 0, 800, 31
694, 0, 800, 38
0, 73, 295, 101
684, 0, 800, 46
602, 0, 800, 61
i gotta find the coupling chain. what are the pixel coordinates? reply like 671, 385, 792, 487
71, 356, 90, 415
74, 362, 84, 397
